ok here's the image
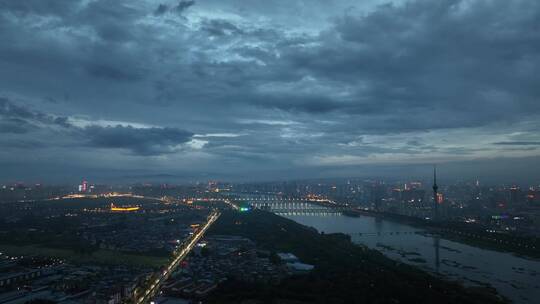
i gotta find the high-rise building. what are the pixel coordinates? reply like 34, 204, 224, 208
509, 186, 521, 205
408, 182, 422, 189
527, 188, 539, 205
370, 182, 385, 211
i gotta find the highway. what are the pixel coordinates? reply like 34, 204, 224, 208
135, 210, 221, 304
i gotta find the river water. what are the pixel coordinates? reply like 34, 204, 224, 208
282, 213, 540, 304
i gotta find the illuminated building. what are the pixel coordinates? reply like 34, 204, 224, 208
401, 188, 426, 204
110, 203, 140, 212
407, 182, 422, 190
437, 193, 444, 204
527, 188, 540, 205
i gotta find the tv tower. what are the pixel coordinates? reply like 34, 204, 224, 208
432, 165, 438, 220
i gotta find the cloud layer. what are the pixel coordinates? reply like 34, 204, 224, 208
1, 0, 539, 183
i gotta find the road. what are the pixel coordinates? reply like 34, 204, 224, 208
135, 210, 221, 304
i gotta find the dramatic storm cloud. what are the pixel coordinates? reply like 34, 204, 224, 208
1, 0, 539, 183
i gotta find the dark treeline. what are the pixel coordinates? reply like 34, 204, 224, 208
206, 210, 506, 304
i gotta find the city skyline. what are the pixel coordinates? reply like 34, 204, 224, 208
1, 0, 540, 183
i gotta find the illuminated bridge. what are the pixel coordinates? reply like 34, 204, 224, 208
249, 201, 344, 215
272, 210, 342, 216
349, 231, 423, 237
232, 196, 344, 209
232, 196, 338, 204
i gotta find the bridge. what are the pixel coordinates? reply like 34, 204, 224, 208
234, 196, 347, 210
349, 231, 423, 237
272, 210, 342, 216
248, 201, 345, 214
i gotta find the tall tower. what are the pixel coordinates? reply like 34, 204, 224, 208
432, 165, 438, 220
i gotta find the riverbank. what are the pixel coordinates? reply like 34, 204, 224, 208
206, 210, 506, 304
355, 209, 540, 259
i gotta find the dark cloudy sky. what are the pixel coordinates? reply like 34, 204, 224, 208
1, 0, 540, 183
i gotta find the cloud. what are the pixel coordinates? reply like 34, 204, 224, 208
85, 63, 143, 82
255, 95, 343, 114
175, 0, 195, 13
0, 118, 32, 134
154, 4, 169, 16
83, 125, 194, 155
0, 0, 539, 182
270, 0, 540, 131
493, 141, 540, 146
0, 97, 40, 120
202, 19, 242, 36
0, 97, 194, 156
0, 97, 71, 133
154, 0, 195, 16
0, 0, 77, 17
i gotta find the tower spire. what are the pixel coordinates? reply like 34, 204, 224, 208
433, 165, 439, 220
433, 165, 437, 188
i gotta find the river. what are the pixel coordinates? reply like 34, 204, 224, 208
282, 212, 540, 304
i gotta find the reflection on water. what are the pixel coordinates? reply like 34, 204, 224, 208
284, 213, 540, 304
434, 236, 440, 272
